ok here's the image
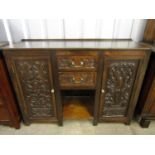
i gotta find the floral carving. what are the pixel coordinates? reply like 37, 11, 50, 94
15, 59, 56, 118
103, 61, 138, 116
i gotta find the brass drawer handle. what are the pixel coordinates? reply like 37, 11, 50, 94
51, 89, 55, 93
70, 61, 84, 67
72, 77, 84, 84
101, 89, 105, 93
80, 61, 84, 65
71, 61, 75, 65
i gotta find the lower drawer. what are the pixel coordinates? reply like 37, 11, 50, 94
59, 72, 96, 89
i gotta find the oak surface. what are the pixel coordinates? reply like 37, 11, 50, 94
2, 39, 151, 126
2, 39, 150, 50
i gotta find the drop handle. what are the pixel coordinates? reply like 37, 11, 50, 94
101, 89, 105, 93
72, 77, 84, 84
70, 61, 84, 67
51, 89, 55, 93
80, 61, 84, 65
71, 61, 75, 65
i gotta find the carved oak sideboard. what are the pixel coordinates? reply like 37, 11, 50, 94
2, 39, 151, 126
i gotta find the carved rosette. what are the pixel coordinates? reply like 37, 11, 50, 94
15, 59, 55, 118
103, 60, 138, 116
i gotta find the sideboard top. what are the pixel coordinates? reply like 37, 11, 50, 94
1, 39, 150, 50
0, 42, 9, 47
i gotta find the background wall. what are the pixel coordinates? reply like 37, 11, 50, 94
0, 19, 147, 43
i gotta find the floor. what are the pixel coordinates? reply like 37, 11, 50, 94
0, 120, 155, 135
1, 95, 154, 135
63, 96, 93, 119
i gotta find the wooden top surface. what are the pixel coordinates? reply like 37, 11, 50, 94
148, 45, 155, 53
140, 42, 155, 53
0, 42, 9, 47
1, 39, 150, 50
151, 42, 155, 52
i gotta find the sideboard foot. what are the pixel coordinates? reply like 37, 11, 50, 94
140, 118, 150, 128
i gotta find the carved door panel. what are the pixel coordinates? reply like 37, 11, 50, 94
5, 52, 57, 124
99, 51, 144, 122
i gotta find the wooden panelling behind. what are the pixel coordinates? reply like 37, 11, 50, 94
143, 19, 155, 43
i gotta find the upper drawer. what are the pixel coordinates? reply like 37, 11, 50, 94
57, 56, 98, 71
56, 50, 98, 71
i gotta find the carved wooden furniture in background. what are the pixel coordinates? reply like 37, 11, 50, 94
135, 19, 155, 128
136, 50, 155, 127
2, 39, 151, 126
143, 19, 155, 43
0, 42, 20, 129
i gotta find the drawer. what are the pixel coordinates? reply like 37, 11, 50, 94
59, 72, 96, 89
57, 56, 98, 71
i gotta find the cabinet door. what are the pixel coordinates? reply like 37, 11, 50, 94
99, 51, 147, 123
5, 52, 57, 124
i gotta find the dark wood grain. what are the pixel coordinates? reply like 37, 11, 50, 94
59, 72, 96, 89
57, 55, 98, 71
0, 48, 20, 129
2, 40, 150, 50
98, 50, 150, 124
3, 51, 58, 125
51, 51, 63, 126
93, 51, 104, 125
21, 39, 132, 41
2, 39, 151, 126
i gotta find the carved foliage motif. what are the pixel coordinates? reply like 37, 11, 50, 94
103, 60, 138, 116
15, 59, 56, 119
